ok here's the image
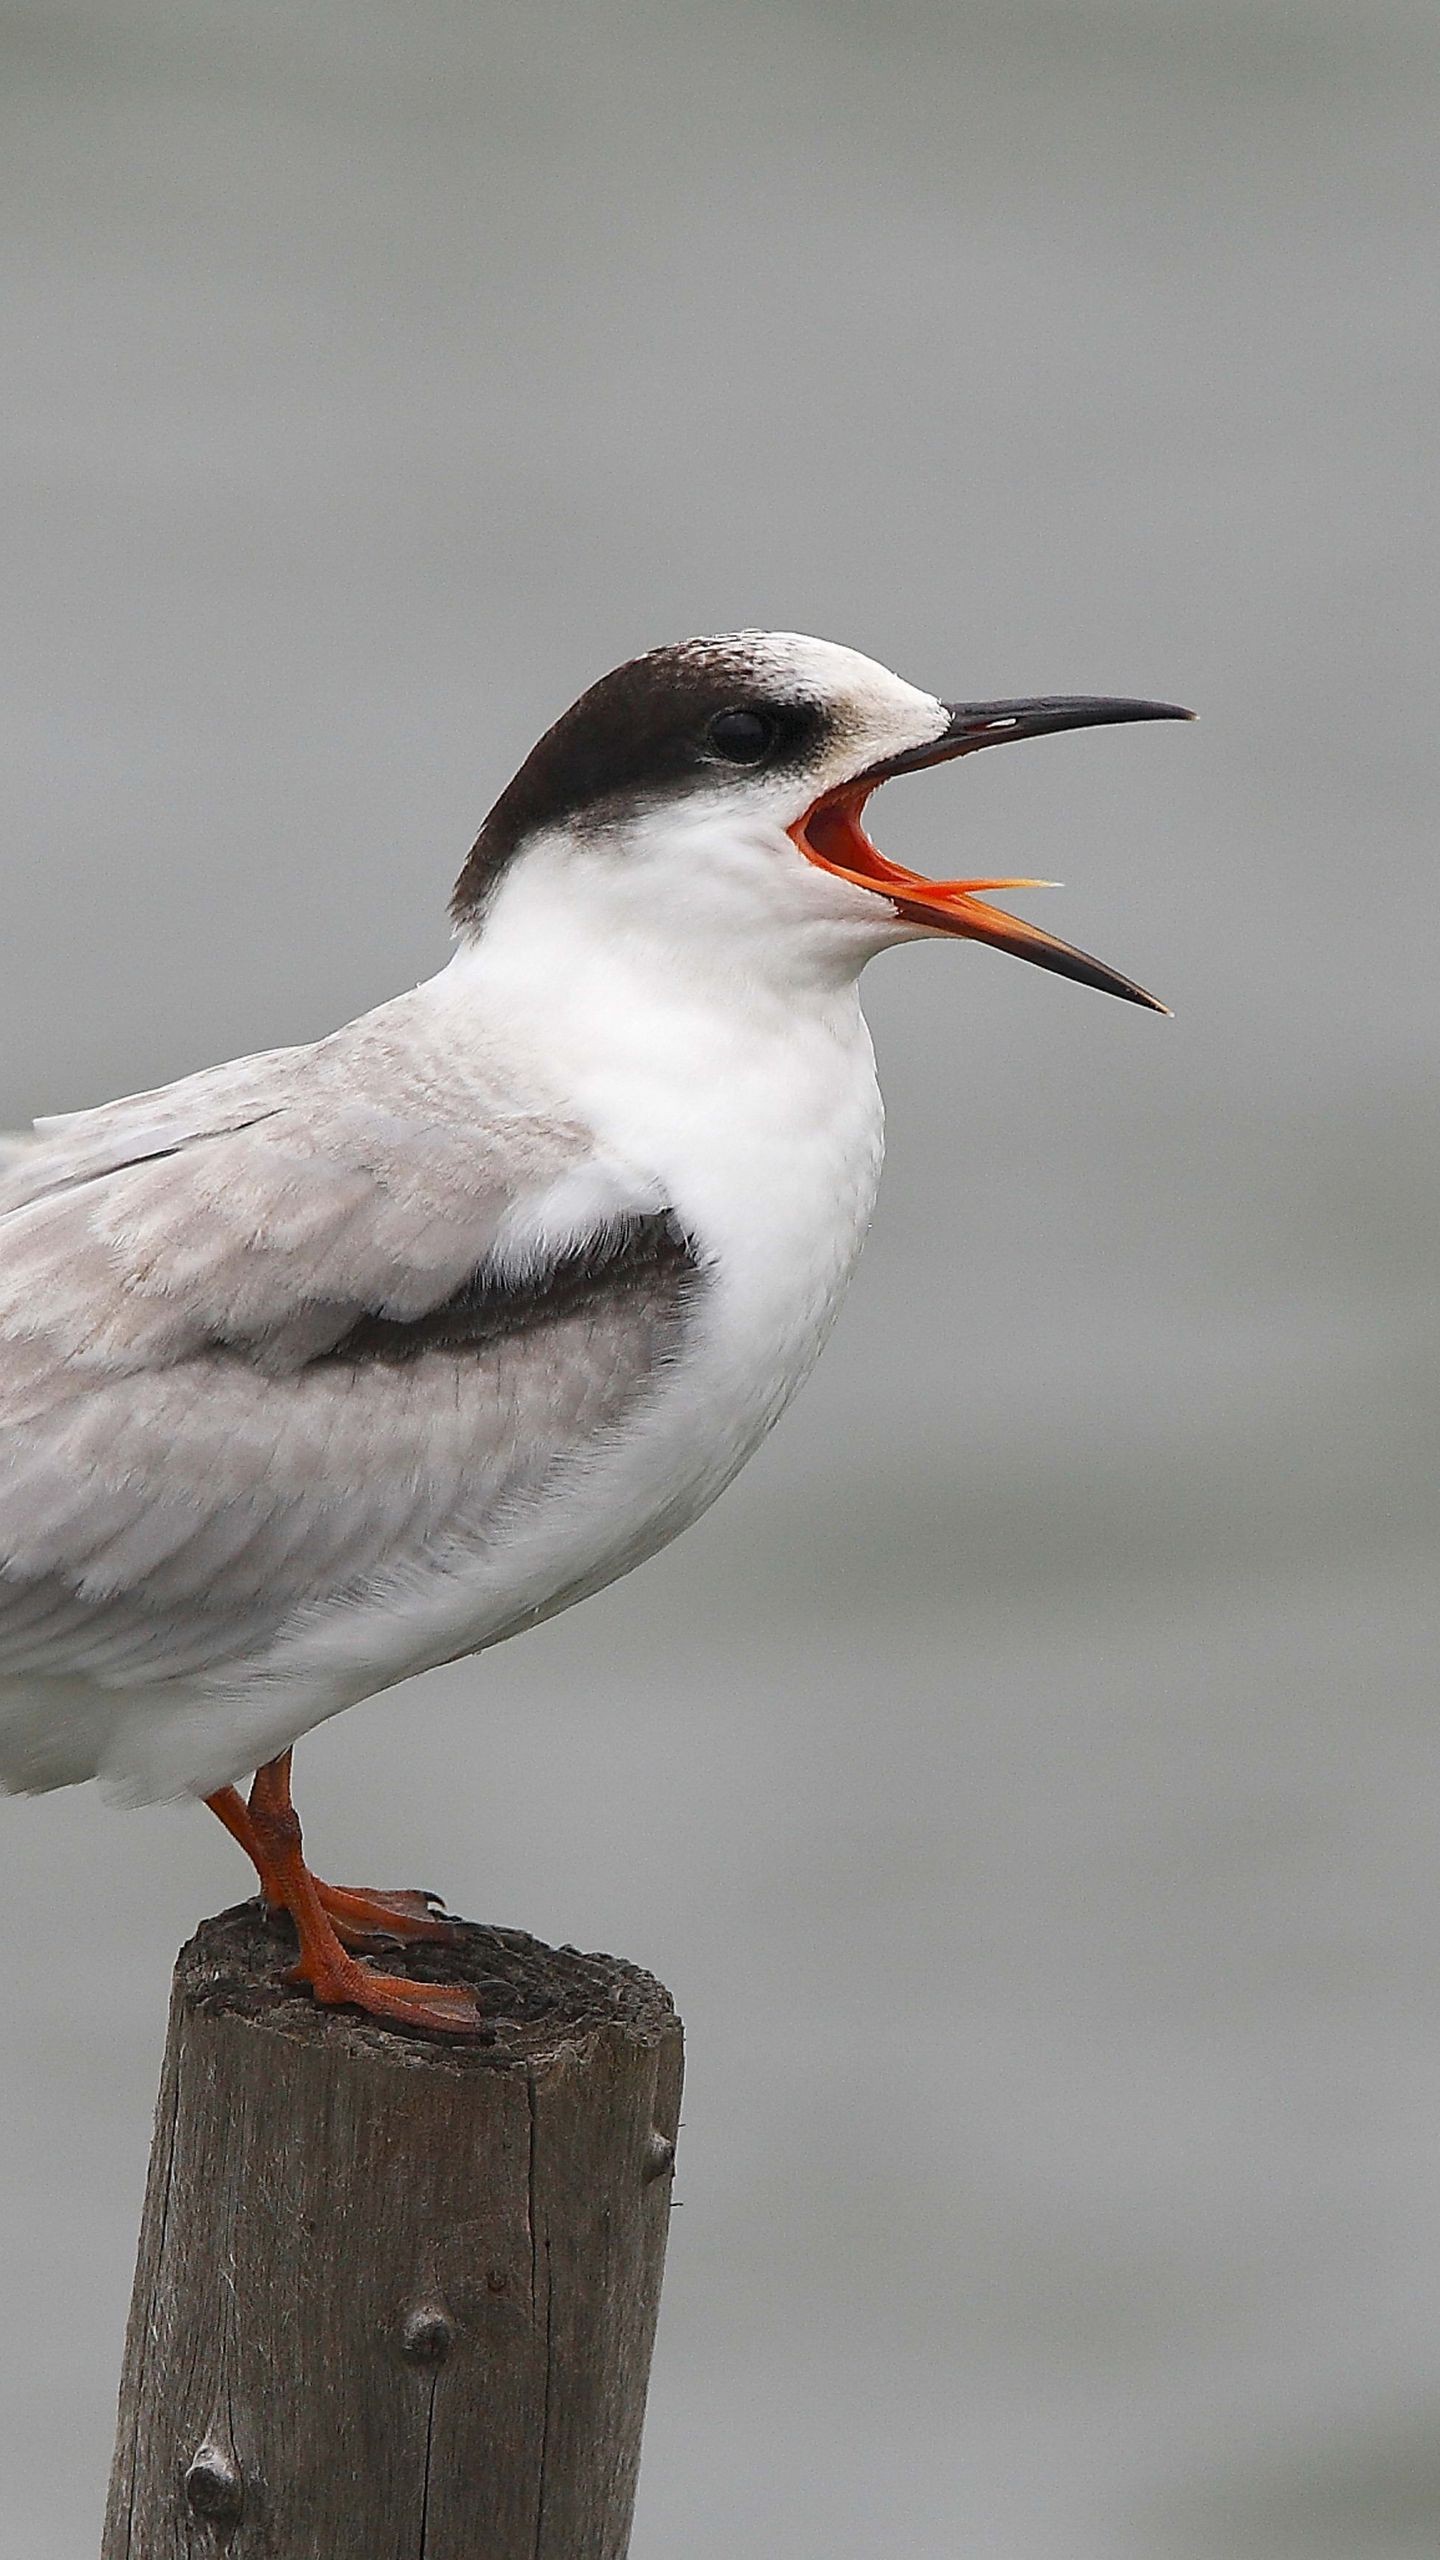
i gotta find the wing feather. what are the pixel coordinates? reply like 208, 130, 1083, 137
0, 990, 697, 1720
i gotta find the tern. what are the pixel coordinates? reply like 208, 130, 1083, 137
0, 634, 1189, 2032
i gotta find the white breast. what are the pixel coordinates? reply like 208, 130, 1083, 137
231, 937, 886, 1749
49, 825, 894, 1801
552, 961, 887, 1546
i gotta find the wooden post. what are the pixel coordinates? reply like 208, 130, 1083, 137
102, 1902, 683, 2559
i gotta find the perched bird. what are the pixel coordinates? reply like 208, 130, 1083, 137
0, 634, 1189, 2031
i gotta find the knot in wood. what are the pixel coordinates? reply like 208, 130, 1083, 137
183, 2444, 244, 2525
643, 2129, 676, 2181
401, 2302, 456, 2366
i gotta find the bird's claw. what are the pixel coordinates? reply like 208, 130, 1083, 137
316, 1883, 461, 1950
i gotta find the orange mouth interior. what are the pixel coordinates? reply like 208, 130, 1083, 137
787, 781, 1168, 1012
789, 784, 1055, 931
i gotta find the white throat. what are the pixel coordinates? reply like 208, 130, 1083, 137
436, 814, 888, 1316
460, 800, 902, 1009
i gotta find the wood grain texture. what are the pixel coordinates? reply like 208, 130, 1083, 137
102, 1904, 683, 2560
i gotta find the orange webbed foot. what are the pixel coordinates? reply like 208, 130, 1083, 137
312, 1882, 461, 1951
208, 1755, 484, 2040
286, 1946, 486, 2035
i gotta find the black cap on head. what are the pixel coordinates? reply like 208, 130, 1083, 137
452, 638, 829, 925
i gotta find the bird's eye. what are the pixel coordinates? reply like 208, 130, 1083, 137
707, 708, 776, 764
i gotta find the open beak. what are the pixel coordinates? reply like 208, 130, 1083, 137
789, 695, 1193, 1012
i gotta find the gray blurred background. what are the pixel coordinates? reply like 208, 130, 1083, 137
2, 1, 1438, 2551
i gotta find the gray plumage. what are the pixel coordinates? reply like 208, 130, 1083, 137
0, 989, 698, 1794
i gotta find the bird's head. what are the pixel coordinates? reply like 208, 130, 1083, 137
452, 633, 1191, 1008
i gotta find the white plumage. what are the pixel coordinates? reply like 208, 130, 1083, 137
0, 960, 886, 1797
0, 638, 919, 1802
0, 632, 1182, 2025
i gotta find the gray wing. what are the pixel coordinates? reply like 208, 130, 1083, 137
0, 993, 697, 1728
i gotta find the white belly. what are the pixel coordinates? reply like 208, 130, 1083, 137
288, 990, 884, 1682
98, 981, 887, 1798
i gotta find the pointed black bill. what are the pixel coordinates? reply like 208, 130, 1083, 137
866, 695, 1195, 782
797, 690, 1192, 1012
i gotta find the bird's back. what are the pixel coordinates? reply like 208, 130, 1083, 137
0, 959, 882, 1804
0, 988, 701, 1797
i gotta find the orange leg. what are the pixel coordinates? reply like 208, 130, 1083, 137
206, 1772, 459, 1949
206, 1751, 481, 2036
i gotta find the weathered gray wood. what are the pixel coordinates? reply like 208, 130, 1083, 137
103, 1903, 683, 2559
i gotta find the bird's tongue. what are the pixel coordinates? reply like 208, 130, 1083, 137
796, 787, 1053, 912
790, 786, 1168, 1013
